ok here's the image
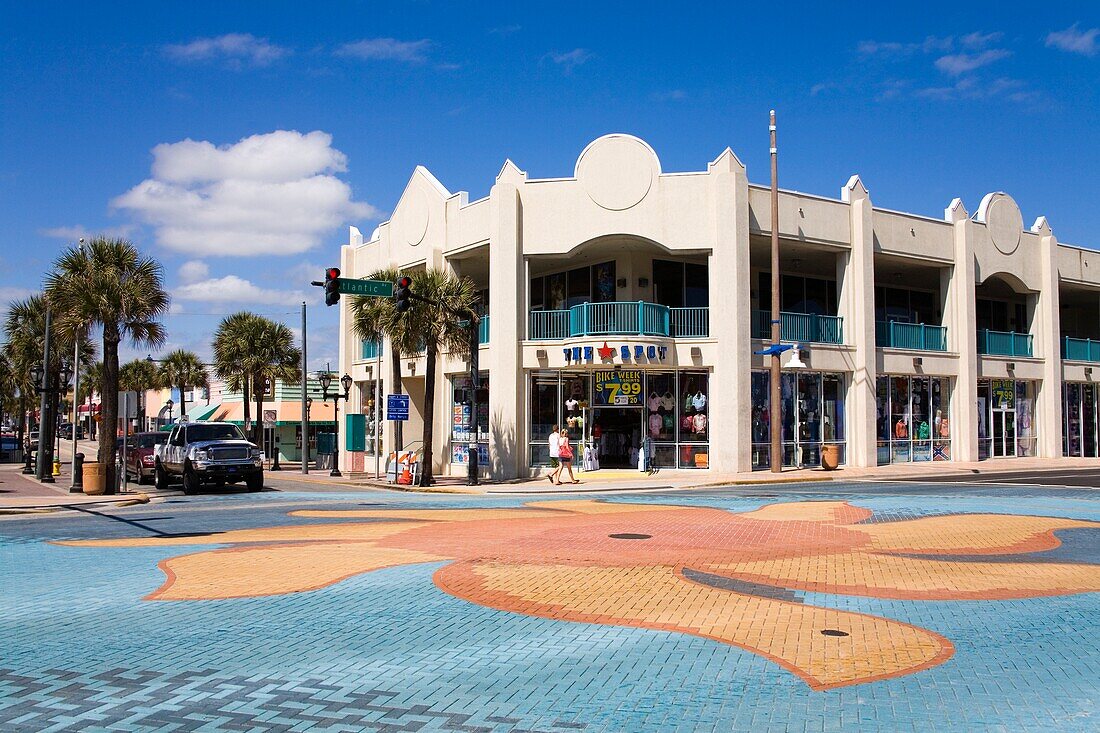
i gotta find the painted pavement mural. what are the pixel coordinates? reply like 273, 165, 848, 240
57, 499, 1100, 692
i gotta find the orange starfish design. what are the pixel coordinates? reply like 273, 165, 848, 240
58, 500, 1100, 690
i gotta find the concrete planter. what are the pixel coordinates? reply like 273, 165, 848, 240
82, 462, 106, 495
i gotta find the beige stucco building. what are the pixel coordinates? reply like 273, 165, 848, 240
336, 133, 1100, 479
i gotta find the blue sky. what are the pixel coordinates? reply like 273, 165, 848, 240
2, 2, 1098, 368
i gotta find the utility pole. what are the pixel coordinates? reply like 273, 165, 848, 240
300, 301, 308, 475
70, 237, 85, 492
769, 110, 782, 473
36, 307, 53, 482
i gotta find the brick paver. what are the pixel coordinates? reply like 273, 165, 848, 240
0, 483, 1097, 731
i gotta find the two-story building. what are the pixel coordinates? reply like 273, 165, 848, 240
336, 133, 1100, 479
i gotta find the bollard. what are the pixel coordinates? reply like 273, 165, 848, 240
71, 452, 85, 493
22, 444, 34, 474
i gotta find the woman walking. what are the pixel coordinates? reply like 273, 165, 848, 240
556, 427, 579, 484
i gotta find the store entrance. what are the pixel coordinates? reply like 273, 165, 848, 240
991, 405, 1017, 457
592, 407, 642, 468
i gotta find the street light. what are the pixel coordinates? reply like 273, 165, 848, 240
319, 371, 352, 477
166, 399, 174, 427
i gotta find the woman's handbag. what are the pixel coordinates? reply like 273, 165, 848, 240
559, 441, 574, 460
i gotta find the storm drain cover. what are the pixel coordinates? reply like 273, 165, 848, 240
609, 533, 652, 540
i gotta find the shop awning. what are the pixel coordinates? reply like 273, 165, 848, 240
186, 403, 219, 421
207, 401, 336, 426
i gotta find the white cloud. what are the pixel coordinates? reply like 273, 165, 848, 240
0, 285, 35, 307
40, 224, 134, 240
546, 48, 592, 72
934, 49, 1010, 76
1046, 24, 1099, 57
178, 260, 209, 284
858, 33, 1000, 58
112, 130, 378, 257
164, 33, 290, 67
174, 275, 307, 306
488, 25, 521, 36
335, 38, 431, 62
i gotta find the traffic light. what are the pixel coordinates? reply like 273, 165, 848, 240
394, 276, 412, 313
324, 267, 341, 306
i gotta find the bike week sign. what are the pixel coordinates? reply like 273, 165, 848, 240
594, 370, 644, 406
562, 341, 668, 364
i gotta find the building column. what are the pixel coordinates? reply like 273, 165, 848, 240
946, 199, 979, 462
486, 162, 525, 479
707, 149, 752, 473
841, 176, 877, 467
1033, 217, 1063, 458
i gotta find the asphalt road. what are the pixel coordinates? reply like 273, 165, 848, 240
893, 466, 1100, 488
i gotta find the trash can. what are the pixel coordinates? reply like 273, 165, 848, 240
820, 444, 840, 471
83, 461, 106, 495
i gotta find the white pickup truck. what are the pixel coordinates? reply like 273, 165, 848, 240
154, 421, 264, 494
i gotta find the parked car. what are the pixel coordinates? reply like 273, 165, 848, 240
58, 423, 84, 440
27, 431, 39, 452
118, 431, 169, 485
154, 421, 264, 494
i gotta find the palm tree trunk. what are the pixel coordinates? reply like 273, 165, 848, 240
101, 330, 120, 492
390, 349, 403, 452
418, 342, 437, 487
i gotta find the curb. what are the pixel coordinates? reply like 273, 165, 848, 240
0, 492, 151, 516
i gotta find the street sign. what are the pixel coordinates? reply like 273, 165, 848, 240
338, 278, 394, 297
386, 394, 410, 421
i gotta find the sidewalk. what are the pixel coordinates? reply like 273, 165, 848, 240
0, 464, 158, 512
346, 456, 1100, 494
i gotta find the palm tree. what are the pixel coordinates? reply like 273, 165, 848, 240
214, 312, 261, 440
243, 317, 300, 445
349, 267, 421, 452
214, 313, 300, 445
408, 269, 477, 486
4, 294, 96, 445
119, 358, 163, 431
157, 350, 208, 423
45, 238, 168, 491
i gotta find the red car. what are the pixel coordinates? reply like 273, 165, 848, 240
119, 432, 169, 485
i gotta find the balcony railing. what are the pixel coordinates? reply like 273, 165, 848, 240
876, 321, 947, 351
528, 302, 710, 340
751, 310, 843, 344
670, 307, 709, 338
977, 329, 1033, 357
361, 339, 383, 360
1063, 336, 1100, 362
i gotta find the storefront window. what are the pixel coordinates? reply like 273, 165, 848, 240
451, 372, 489, 465
529, 372, 559, 466
1016, 380, 1037, 457
528, 370, 710, 471
752, 371, 845, 469
878, 375, 952, 463
751, 371, 770, 469
359, 379, 382, 455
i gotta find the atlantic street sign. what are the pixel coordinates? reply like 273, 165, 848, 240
337, 278, 394, 297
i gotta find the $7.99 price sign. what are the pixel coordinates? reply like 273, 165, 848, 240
594, 370, 643, 406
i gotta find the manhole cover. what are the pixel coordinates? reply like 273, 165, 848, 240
820, 629, 849, 637
609, 533, 651, 540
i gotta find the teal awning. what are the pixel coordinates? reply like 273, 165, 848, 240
186, 403, 219, 421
